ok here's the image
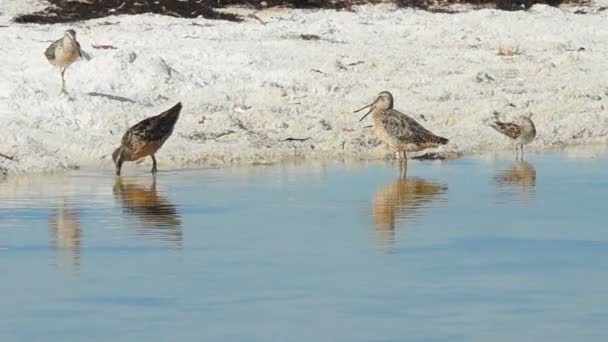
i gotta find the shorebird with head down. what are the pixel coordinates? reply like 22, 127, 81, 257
44, 29, 83, 94
489, 114, 536, 157
112, 102, 182, 176
356, 91, 449, 168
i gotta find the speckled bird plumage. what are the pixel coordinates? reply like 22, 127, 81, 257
113, 102, 182, 176
356, 91, 448, 161
44, 29, 83, 94
490, 115, 536, 155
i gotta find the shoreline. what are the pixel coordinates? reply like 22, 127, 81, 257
1, 3, 608, 175
2, 142, 606, 177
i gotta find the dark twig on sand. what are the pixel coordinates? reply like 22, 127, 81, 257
92, 44, 117, 49
0, 152, 15, 161
182, 130, 237, 142
279, 137, 311, 142
247, 13, 267, 25
411, 152, 462, 161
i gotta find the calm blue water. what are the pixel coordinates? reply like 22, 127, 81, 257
1, 152, 608, 341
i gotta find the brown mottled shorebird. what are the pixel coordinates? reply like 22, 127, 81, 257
356, 91, 449, 168
490, 114, 536, 157
44, 29, 83, 94
112, 102, 182, 176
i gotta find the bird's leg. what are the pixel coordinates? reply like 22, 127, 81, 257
115, 158, 123, 176
151, 154, 157, 174
60, 67, 67, 94
399, 158, 408, 178
520, 145, 525, 160
399, 151, 408, 178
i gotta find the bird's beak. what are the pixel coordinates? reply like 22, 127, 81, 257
354, 103, 373, 122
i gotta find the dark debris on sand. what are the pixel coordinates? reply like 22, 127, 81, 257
411, 151, 462, 161
12, 0, 356, 24
398, 0, 589, 11
11, 0, 594, 24
13, 0, 242, 24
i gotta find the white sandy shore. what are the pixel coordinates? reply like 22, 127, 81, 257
1, 0, 607, 174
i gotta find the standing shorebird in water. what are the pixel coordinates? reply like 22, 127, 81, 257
44, 29, 84, 94
355, 91, 448, 173
489, 114, 536, 158
112, 102, 182, 176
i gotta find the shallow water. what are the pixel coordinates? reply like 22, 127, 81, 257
1, 152, 608, 341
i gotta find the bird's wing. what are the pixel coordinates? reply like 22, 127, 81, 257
76, 41, 83, 58
122, 103, 182, 146
381, 110, 445, 144
490, 121, 521, 139
44, 39, 61, 61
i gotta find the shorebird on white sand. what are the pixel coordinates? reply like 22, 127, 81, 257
44, 29, 84, 94
489, 114, 536, 157
355, 91, 449, 170
112, 103, 182, 176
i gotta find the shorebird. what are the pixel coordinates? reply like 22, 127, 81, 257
356, 91, 449, 167
489, 114, 536, 157
44, 29, 83, 94
112, 102, 182, 176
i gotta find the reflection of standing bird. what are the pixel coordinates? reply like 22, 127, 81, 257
494, 161, 536, 204
372, 176, 447, 250
49, 206, 81, 272
44, 29, 83, 94
356, 91, 448, 165
113, 177, 182, 245
490, 115, 536, 157
112, 103, 182, 176
494, 161, 536, 190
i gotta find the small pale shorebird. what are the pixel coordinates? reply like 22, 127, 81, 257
355, 91, 449, 170
489, 114, 536, 157
113, 102, 182, 176
44, 29, 84, 94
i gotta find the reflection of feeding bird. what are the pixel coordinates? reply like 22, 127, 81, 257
44, 29, 83, 94
489, 114, 536, 156
49, 206, 81, 272
372, 177, 447, 250
112, 102, 182, 176
356, 91, 448, 163
113, 177, 182, 244
494, 161, 536, 190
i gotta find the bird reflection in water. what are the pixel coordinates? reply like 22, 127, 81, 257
372, 176, 447, 251
113, 176, 182, 248
494, 161, 536, 204
49, 204, 81, 273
